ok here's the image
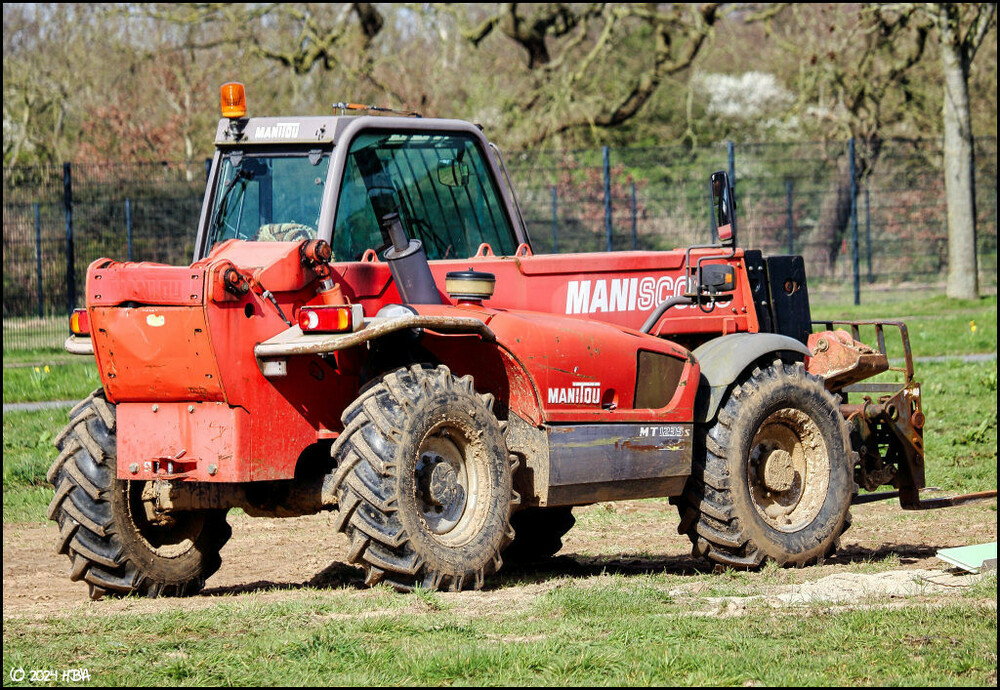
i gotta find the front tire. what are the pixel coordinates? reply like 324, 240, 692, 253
331, 365, 517, 591
47, 390, 231, 600
677, 359, 854, 569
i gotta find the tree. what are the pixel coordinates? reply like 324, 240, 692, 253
923, 3, 995, 300
763, 3, 995, 291
2, 4, 91, 167
137, 4, 398, 108
752, 4, 934, 276
455, 3, 723, 146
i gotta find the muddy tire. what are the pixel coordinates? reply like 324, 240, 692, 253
47, 390, 231, 600
331, 365, 517, 591
677, 360, 854, 569
502, 507, 575, 564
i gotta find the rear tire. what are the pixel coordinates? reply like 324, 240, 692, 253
47, 390, 231, 600
331, 365, 517, 591
677, 360, 854, 569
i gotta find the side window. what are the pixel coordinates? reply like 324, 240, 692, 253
332, 132, 517, 261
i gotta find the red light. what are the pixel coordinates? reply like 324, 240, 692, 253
69, 309, 90, 336
298, 305, 358, 333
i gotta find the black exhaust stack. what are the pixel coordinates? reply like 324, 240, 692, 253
381, 213, 442, 305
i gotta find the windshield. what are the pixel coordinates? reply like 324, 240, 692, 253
208, 149, 330, 248
333, 132, 517, 261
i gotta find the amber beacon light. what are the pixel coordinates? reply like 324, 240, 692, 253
221, 82, 247, 119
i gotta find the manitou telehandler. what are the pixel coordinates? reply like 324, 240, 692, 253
52, 83, 975, 600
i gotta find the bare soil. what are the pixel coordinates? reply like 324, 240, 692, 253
3, 497, 996, 620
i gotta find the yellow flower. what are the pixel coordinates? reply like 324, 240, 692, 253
34, 366, 40, 373
970, 320, 977, 334
44, 365, 50, 373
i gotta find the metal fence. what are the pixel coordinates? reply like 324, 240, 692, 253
3, 137, 996, 355
511, 138, 998, 289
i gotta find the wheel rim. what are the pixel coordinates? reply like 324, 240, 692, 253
747, 408, 830, 532
414, 420, 485, 546
124, 481, 206, 558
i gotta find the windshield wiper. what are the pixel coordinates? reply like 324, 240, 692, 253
211, 167, 253, 240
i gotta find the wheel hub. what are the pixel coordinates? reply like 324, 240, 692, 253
427, 460, 460, 508
748, 408, 830, 532
762, 448, 795, 492
126, 480, 204, 557
415, 432, 470, 537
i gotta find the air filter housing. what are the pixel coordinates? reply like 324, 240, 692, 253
445, 270, 496, 303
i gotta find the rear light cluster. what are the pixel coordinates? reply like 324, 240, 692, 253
69, 309, 91, 336
297, 304, 364, 333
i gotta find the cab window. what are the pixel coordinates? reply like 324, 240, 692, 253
332, 132, 517, 261
208, 150, 329, 248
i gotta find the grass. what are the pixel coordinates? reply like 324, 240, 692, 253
2, 408, 68, 523
2, 362, 99, 404
2, 584, 996, 686
811, 294, 996, 359
919, 360, 998, 491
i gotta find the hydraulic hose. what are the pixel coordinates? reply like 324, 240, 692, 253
640, 296, 695, 334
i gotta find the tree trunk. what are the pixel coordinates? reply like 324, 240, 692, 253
805, 153, 853, 278
806, 139, 882, 280
939, 15, 979, 299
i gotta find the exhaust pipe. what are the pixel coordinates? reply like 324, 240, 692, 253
381, 212, 442, 305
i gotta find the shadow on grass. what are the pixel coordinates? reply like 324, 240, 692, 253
201, 561, 369, 596
828, 542, 941, 565
199, 541, 951, 599
497, 552, 714, 584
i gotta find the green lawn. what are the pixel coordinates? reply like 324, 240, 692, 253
2, 362, 100, 404
2, 577, 996, 686
811, 294, 996, 359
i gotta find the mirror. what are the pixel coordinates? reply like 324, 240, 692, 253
710, 170, 736, 246
437, 158, 470, 188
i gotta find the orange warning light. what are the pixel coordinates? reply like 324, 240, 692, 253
221, 82, 247, 119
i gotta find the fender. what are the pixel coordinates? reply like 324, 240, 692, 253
254, 314, 494, 359
693, 332, 812, 423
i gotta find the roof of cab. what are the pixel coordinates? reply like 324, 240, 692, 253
213, 115, 487, 147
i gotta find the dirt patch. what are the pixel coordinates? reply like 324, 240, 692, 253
3, 498, 996, 620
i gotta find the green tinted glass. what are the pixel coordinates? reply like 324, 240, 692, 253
333, 132, 517, 261
209, 151, 329, 247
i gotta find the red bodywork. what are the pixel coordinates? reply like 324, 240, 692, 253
85, 241, 760, 484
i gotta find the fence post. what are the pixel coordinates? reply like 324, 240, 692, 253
727, 141, 737, 240
551, 186, 558, 253
35, 202, 43, 318
603, 146, 612, 252
63, 162, 76, 315
126, 198, 133, 261
849, 139, 860, 306
785, 180, 794, 254
865, 186, 873, 283
630, 181, 638, 250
